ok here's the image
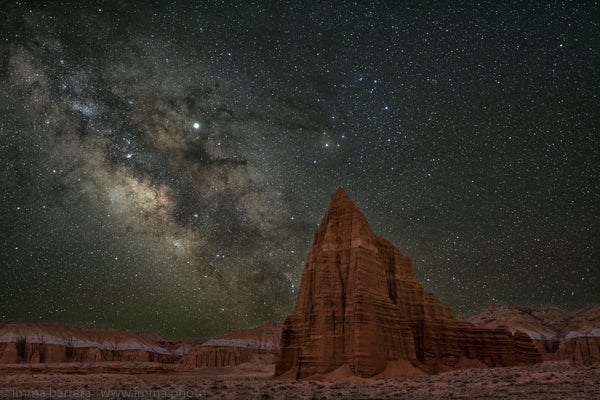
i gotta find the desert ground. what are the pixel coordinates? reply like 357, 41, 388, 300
0, 361, 597, 400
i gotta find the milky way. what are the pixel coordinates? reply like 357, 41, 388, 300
1, 1, 598, 338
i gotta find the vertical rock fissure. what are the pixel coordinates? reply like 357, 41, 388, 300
335, 251, 346, 335
386, 250, 397, 304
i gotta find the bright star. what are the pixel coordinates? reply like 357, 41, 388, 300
193, 122, 201, 129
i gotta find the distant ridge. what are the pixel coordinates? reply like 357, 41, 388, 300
466, 304, 600, 364
0, 321, 180, 364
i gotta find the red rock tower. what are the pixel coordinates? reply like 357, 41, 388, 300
275, 188, 540, 378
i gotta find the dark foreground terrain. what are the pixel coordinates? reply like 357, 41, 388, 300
0, 361, 598, 399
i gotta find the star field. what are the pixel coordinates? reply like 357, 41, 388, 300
1, 1, 598, 338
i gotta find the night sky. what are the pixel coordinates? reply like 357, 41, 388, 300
1, 1, 598, 339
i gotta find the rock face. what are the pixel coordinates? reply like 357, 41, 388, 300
275, 188, 542, 379
0, 320, 281, 372
184, 323, 281, 368
0, 322, 176, 364
466, 304, 600, 364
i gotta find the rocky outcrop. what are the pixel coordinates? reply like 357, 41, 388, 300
275, 188, 542, 379
0, 321, 280, 369
184, 323, 281, 368
0, 322, 175, 364
466, 304, 600, 364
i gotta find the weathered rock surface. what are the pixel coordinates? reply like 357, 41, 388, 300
184, 323, 281, 368
0, 320, 281, 370
0, 322, 175, 364
466, 304, 600, 364
275, 188, 542, 379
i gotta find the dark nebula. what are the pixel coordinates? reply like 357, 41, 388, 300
1, 1, 598, 338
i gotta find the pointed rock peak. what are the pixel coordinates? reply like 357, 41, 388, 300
332, 187, 350, 199
326, 187, 361, 216
313, 188, 376, 250
276, 189, 544, 379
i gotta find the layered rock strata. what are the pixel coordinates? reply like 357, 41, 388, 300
0, 322, 174, 364
275, 188, 541, 378
183, 323, 281, 368
466, 304, 600, 365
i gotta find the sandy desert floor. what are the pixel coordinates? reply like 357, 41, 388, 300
0, 361, 598, 399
